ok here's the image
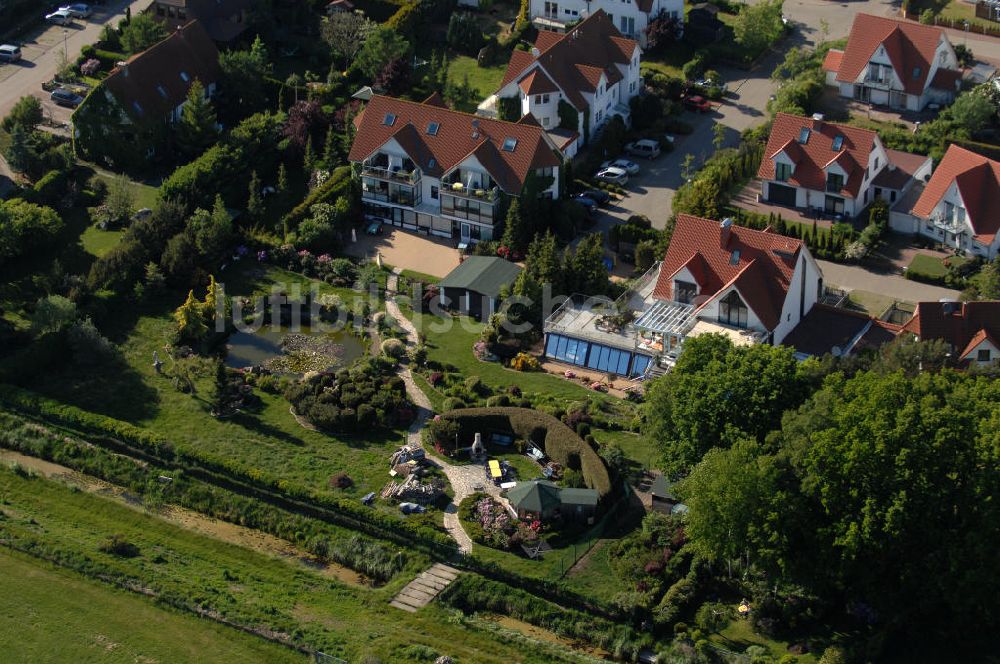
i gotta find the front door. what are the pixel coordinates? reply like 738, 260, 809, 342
460, 223, 471, 242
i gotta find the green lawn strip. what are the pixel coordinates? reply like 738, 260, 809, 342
561, 538, 622, 604
0, 549, 308, 664
91, 172, 160, 210
907, 253, 948, 277
839, 287, 901, 317
0, 468, 560, 664
592, 428, 658, 471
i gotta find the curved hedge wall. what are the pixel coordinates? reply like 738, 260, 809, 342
438, 407, 612, 499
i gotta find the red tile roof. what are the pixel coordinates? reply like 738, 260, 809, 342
900, 300, 1000, 354
911, 144, 1000, 244
498, 11, 637, 111
102, 20, 220, 122
518, 70, 558, 95
781, 303, 874, 356
836, 14, 957, 96
758, 113, 879, 199
653, 214, 803, 331
958, 327, 1000, 360
348, 95, 561, 193
822, 48, 843, 73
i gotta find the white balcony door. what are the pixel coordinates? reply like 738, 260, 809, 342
461, 223, 471, 242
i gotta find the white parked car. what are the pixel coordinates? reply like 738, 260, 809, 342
600, 158, 640, 175
60, 4, 92, 19
45, 9, 73, 25
594, 167, 629, 186
624, 139, 661, 160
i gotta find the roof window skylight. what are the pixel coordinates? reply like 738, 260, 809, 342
383, 113, 396, 126
832, 135, 844, 151
502, 137, 517, 152
426, 122, 439, 135
798, 128, 811, 144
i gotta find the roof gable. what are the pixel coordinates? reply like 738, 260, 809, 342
836, 14, 955, 95
101, 20, 220, 121
349, 96, 561, 193
911, 144, 1000, 243
496, 11, 637, 111
758, 113, 879, 198
652, 214, 803, 332
901, 300, 1000, 352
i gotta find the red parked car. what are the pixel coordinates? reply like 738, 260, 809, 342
683, 95, 712, 113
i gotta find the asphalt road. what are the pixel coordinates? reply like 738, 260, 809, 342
0, 0, 149, 124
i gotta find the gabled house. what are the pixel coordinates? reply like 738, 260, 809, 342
822, 14, 962, 111
348, 94, 563, 244
478, 11, 642, 157
899, 300, 1000, 367
528, 0, 682, 46
543, 215, 823, 377
758, 112, 931, 218
892, 144, 1000, 259
149, 0, 251, 43
72, 20, 221, 171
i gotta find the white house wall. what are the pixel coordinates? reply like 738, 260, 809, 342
697, 286, 767, 336
773, 247, 822, 344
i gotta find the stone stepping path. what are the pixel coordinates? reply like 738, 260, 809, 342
389, 563, 460, 612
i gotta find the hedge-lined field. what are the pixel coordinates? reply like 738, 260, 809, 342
0, 468, 564, 664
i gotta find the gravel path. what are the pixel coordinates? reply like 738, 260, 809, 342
387, 269, 509, 555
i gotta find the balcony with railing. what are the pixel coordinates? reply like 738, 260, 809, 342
442, 180, 500, 203
361, 177, 421, 207
440, 192, 499, 225
360, 154, 421, 185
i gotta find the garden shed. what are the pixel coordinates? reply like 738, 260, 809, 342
438, 257, 522, 319
508, 480, 598, 523
650, 475, 679, 514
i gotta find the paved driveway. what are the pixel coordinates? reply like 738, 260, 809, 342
818, 259, 960, 302
0, 0, 150, 123
606, 49, 784, 230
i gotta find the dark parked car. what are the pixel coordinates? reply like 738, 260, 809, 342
51, 88, 83, 108
579, 189, 611, 205
574, 195, 597, 213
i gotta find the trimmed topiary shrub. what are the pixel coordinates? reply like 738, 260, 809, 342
437, 407, 612, 499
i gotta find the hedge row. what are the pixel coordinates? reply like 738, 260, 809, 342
437, 407, 612, 499
281, 165, 353, 229
0, 410, 411, 582
439, 575, 652, 658
0, 384, 456, 557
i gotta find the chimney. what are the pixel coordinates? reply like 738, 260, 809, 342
811, 112, 824, 130
471, 118, 480, 139
530, 47, 540, 57
720, 217, 733, 247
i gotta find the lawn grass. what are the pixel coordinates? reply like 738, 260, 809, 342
407, 311, 631, 410
711, 615, 818, 663
907, 253, 948, 277
840, 287, 900, 317
22, 263, 401, 498
0, 468, 557, 663
92, 172, 159, 210
79, 224, 124, 258
447, 55, 505, 108
0, 549, 308, 664
592, 428, 657, 470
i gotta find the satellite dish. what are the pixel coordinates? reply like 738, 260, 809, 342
831, 346, 842, 357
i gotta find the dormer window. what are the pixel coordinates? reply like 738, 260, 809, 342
798, 128, 811, 144
383, 113, 396, 126
832, 135, 844, 151
675, 280, 697, 304
426, 122, 439, 135
502, 137, 517, 152
826, 172, 845, 193
775, 162, 792, 182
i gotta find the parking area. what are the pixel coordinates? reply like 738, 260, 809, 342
0, 0, 148, 123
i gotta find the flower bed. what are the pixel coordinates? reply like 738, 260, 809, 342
459, 495, 541, 550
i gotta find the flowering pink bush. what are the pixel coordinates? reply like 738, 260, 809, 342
318, 253, 332, 263
473, 497, 513, 549
428, 371, 444, 386
80, 58, 100, 76
472, 340, 489, 360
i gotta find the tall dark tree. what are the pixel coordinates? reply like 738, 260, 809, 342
246, 170, 264, 224
176, 79, 218, 157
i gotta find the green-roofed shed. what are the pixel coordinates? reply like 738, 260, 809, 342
439, 256, 522, 320
508, 480, 598, 523
650, 474, 679, 514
